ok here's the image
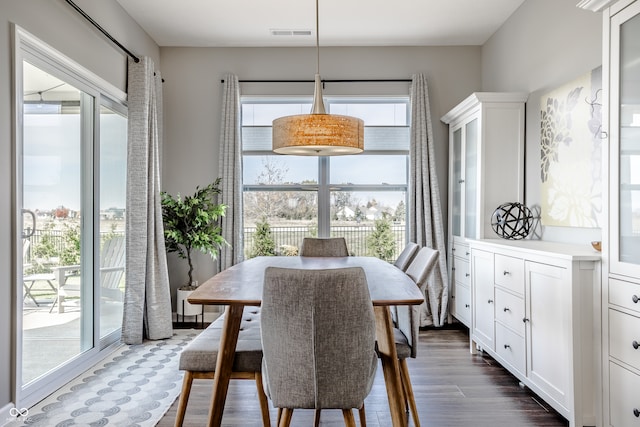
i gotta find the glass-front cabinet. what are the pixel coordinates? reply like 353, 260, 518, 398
603, 1, 640, 426
611, 0, 640, 276
441, 93, 526, 326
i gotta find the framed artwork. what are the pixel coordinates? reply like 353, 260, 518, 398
540, 66, 602, 227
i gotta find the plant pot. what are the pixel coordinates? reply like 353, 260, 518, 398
176, 288, 202, 316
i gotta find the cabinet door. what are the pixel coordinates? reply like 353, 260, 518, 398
525, 261, 570, 409
611, 1, 640, 277
452, 127, 463, 238
472, 248, 494, 350
464, 118, 479, 239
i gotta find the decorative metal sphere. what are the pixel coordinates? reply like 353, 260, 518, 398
491, 202, 533, 240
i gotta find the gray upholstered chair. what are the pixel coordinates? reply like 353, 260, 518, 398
261, 267, 377, 427
392, 246, 439, 427
175, 307, 271, 427
393, 242, 419, 272
299, 237, 349, 257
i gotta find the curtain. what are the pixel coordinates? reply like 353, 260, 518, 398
218, 74, 244, 271
409, 73, 449, 327
122, 56, 173, 344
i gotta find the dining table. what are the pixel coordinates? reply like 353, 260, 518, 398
188, 255, 424, 427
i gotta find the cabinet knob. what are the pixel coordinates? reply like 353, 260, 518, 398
522, 318, 530, 323
452, 248, 456, 252
465, 273, 470, 277
633, 340, 639, 350
452, 267, 456, 271
634, 408, 640, 418
633, 295, 639, 304
465, 304, 470, 308
488, 299, 494, 304
503, 307, 510, 312
452, 295, 455, 299
466, 252, 470, 256
458, 179, 465, 183
503, 344, 510, 349
503, 270, 511, 276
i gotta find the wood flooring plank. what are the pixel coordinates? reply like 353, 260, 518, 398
157, 325, 569, 426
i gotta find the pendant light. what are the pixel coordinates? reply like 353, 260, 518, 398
272, 0, 364, 156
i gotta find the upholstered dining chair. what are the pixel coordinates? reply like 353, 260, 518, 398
261, 267, 377, 427
299, 237, 349, 257
393, 242, 420, 272
175, 307, 271, 427
392, 246, 439, 427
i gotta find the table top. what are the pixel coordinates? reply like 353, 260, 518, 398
188, 256, 424, 307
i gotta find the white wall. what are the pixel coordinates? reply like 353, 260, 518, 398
481, 0, 603, 244
0, 0, 158, 417
160, 45, 482, 294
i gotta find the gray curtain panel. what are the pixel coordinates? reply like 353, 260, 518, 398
409, 73, 449, 327
122, 56, 173, 344
218, 74, 244, 271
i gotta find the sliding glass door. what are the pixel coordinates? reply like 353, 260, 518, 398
16, 28, 127, 407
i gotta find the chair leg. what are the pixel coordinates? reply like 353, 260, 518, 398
314, 409, 321, 427
254, 372, 271, 427
358, 403, 367, 427
174, 371, 194, 427
277, 408, 282, 425
279, 408, 293, 427
342, 409, 357, 427
399, 358, 420, 427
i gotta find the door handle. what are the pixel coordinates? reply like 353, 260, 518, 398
22, 209, 36, 239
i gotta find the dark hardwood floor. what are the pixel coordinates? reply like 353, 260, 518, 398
158, 324, 569, 426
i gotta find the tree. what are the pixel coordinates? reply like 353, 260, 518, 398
161, 178, 228, 287
248, 217, 276, 258
366, 214, 396, 262
394, 200, 406, 222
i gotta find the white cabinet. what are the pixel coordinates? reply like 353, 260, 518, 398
601, 2, 640, 426
469, 239, 601, 427
450, 241, 471, 327
441, 93, 527, 326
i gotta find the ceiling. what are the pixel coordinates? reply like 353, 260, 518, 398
115, 0, 526, 47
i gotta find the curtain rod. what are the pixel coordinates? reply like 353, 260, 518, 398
65, 0, 140, 63
221, 78, 412, 84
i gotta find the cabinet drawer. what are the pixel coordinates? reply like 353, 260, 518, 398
495, 323, 526, 375
610, 278, 640, 315
494, 254, 524, 295
610, 309, 640, 370
494, 287, 525, 336
610, 362, 640, 427
453, 242, 470, 261
453, 284, 471, 326
454, 259, 470, 287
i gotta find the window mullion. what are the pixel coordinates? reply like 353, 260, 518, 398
318, 156, 330, 237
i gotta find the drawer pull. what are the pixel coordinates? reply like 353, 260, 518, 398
633, 295, 639, 304
522, 318, 530, 323
634, 408, 640, 417
633, 340, 639, 350
458, 179, 465, 183
503, 307, 510, 312
488, 299, 494, 304
503, 344, 510, 349
452, 267, 456, 271
466, 252, 470, 256
503, 270, 511, 276
465, 273, 470, 277
465, 304, 470, 308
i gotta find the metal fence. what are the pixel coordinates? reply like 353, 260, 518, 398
23, 229, 124, 264
244, 224, 406, 262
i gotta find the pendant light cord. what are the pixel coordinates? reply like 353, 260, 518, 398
316, 0, 320, 75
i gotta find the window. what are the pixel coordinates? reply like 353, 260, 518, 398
242, 97, 409, 261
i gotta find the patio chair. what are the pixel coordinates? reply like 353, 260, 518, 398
53, 235, 125, 312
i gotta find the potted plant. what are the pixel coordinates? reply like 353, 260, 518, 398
161, 178, 228, 316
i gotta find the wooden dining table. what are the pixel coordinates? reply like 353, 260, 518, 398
188, 256, 424, 427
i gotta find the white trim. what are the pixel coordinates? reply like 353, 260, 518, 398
15, 26, 126, 104
576, 0, 617, 12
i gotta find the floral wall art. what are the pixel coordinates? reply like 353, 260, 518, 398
539, 66, 602, 228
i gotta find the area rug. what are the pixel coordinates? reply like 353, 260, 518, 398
8, 329, 198, 427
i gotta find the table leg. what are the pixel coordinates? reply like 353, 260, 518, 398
207, 304, 244, 427
54, 268, 65, 314
374, 306, 408, 427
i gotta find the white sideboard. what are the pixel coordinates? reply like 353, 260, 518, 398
468, 239, 601, 427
